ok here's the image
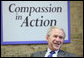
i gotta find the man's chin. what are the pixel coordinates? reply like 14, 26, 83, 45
53, 46, 60, 50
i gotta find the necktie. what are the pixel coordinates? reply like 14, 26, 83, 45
48, 51, 55, 57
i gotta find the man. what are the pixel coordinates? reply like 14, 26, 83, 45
31, 26, 76, 57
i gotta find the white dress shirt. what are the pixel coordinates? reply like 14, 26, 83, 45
45, 48, 59, 57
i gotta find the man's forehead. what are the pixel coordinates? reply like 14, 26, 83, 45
51, 29, 64, 34
51, 29, 63, 32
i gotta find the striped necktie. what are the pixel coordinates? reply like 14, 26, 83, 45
48, 51, 55, 57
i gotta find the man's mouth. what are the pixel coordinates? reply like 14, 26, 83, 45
54, 42, 60, 46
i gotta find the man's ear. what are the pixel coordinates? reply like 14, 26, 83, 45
46, 35, 49, 41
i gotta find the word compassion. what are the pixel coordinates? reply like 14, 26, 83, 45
9, 3, 62, 27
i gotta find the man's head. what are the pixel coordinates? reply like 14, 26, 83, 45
46, 26, 65, 51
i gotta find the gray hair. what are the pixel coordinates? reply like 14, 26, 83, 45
47, 26, 66, 39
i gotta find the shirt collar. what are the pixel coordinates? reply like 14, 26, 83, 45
47, 48, 59, 53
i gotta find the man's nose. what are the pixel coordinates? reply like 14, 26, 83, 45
55, 36, 60, 41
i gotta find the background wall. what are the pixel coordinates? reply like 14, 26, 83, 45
1, 1, 83, 57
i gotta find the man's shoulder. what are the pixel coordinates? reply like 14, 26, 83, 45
30, 50, 46, 57
58, 50, 77, 57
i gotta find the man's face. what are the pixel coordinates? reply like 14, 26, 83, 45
46, 29, 64, 51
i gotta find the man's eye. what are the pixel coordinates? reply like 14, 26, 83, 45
59, 36, 63, 39
54, 35, 58, 38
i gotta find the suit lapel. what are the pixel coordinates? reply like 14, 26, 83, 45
57, 50, 65, 57
39, 50, 47, 57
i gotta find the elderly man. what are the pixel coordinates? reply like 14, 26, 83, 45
31, 26, 76, 57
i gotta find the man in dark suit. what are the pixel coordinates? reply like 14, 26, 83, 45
31, 26, 76, 57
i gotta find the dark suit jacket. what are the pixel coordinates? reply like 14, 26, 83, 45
30, 50, 76, 57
